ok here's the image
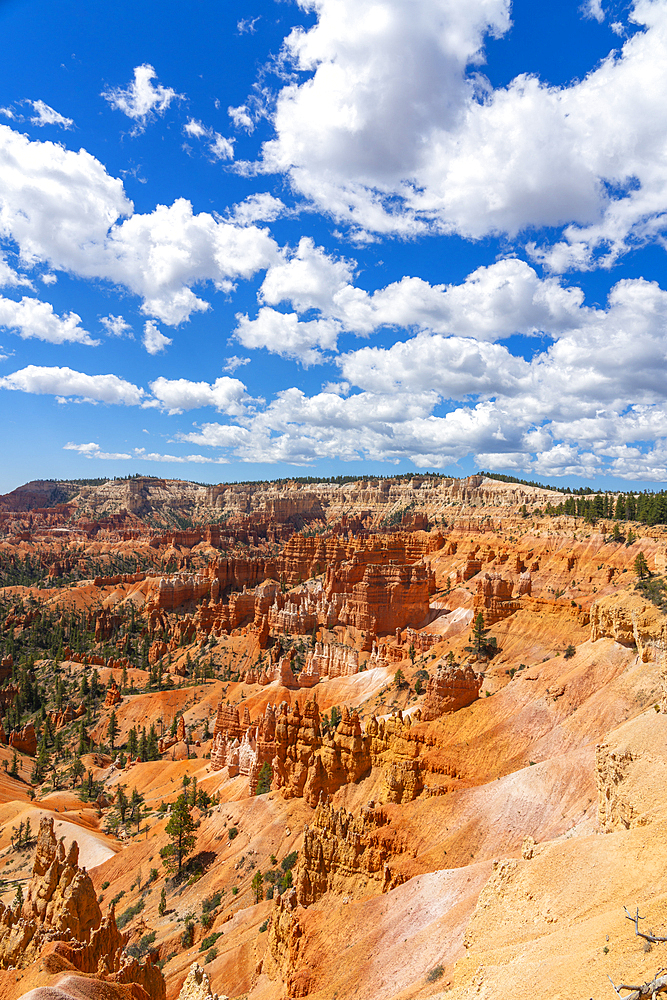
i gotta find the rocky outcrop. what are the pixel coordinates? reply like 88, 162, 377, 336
590, 592, 667, 661
303, 641, 360, 680
595, 742, 638, 833
366, 713, 425, 803
296, 800, 409, 905
210, 699, 372, 803
0, 817, 164, 998
473, 573, 522, 627
9, 721, 37, 756
421, 662, 482, 721
104, 679, 122, 708
329, 555, 435, 635
178, 961, 227, 1000
263, 889, 307, 998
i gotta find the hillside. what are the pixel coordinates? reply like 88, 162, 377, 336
0, 474, 664, 1000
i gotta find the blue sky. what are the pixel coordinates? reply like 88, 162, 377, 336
1, 0, 667, 492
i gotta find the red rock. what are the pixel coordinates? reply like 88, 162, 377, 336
9, 721, 37, 756
104, 679, 122, 708
421, 661, 482, 720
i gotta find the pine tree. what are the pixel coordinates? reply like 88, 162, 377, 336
130, 787, 144, 830
107, 710, 118, 752
71, 755, 84, 787
77, 720, 88, 756
116, 784, 128, 822
256, 761, 272, 795
161, 794, 197, 877
466, 612, 489, 657
147, 724, 159, 761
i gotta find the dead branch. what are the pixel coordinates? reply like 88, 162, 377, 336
607, 973, 667, 999
625, 907, 667, 944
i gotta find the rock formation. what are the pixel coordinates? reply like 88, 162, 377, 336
0, 817, 164, 998
177, 961, 227, 1000
104, 679, 122, 708
590, 592, 667, 660
9, 721, 37, 756
473, 572, 522, 626
296, 800, 409, 905
263, 889, 307, 997
421, 661, 483, 720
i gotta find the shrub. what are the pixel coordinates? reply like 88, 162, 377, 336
255, 761, 272, 795
228, 827, 238, 840
203, 891, 223, 915
117, 899, 145, 929
180, 920, 195, 949
231, 886, 238, 895
200, 931, 223, 952
259, 920, 268, 932
126, 931, 156, 959
101, 880, 110, 890
205, 947, 218, 964
427, 965, 444, 983
564, 644, 576, 660
281, 851, 298, 873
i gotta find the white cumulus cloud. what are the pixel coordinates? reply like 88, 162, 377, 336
102, 64, 182, 130
149, 375, 250, 414
0, 366, 144, 404
64, 441, 132, 459
100, 314, 133, 338
0, 125, 278, 325
142, 321, 172, 354
0, 256, 34, 290
0, 296, 97, 344
255, 0, 667, 265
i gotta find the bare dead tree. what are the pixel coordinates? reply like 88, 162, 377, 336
606, 971, 667, 999
606, 908, 667, 998
624, 907, 667, 945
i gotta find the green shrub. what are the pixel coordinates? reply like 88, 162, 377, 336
205, 947, 218, 964
228, 827, 238, 840
117, 899, 145, 929
180, 920, 195, 949
202, 891, 223, 915
427, 966, 444, 983
200, 931, 223, 952
259, 920, 268, 932
281, 851, 298, 873
255, 761, 272, 795
127, 931, 156, 959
